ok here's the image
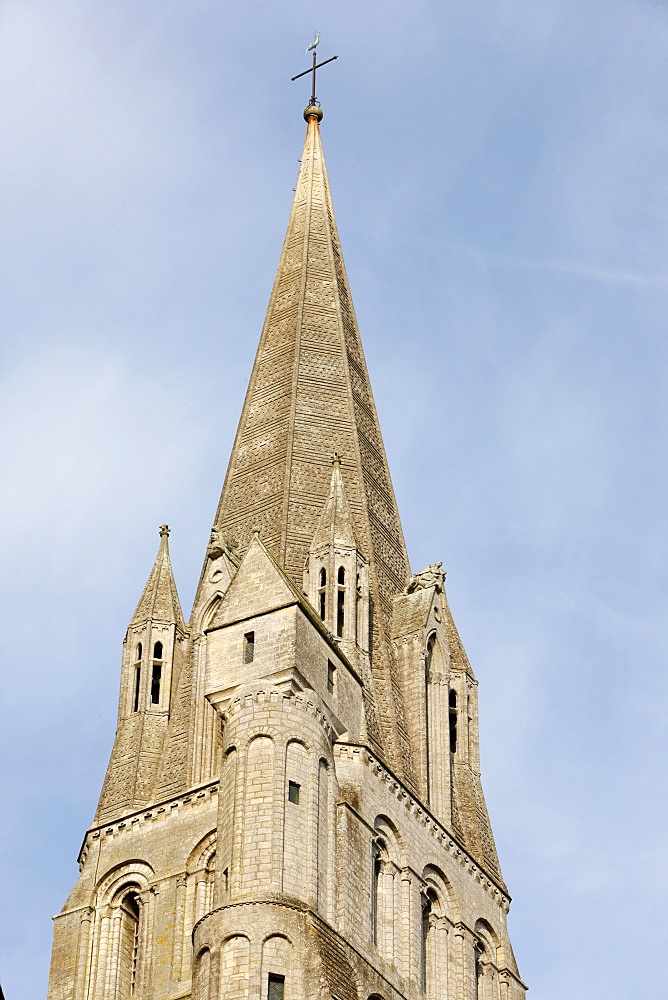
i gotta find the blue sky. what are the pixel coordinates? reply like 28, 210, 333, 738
1, 1, 667, 997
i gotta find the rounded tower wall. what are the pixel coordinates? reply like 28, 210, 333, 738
215, 683, 337, 920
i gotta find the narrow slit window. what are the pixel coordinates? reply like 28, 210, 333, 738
268, 974, 285, 1000
318, 567, 327, 621
243, 631, 255, 664
151, 663, 162, 704
133, 643, 142, 713
327, 660, 336, 695
288, 780, 300, 804
336, 567, 345, 637
151, 641, 163, 705
449, 689, 458, 754
133, 665, 141, 713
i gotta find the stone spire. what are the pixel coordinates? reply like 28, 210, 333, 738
309, 455, 358, 553
199, 109, 414, 777
94, 526, 187, 823
130, 524, 185, 630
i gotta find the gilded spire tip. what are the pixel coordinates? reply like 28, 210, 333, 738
159, 524, 170, 538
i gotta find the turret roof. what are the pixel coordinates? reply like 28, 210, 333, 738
309, 457, 359, 553
130, 525, 185, 630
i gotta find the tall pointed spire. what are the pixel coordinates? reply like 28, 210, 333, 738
201, 108, 414, 776
130, 524, 185, 630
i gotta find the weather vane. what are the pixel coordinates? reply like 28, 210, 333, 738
291, 31, 338, 107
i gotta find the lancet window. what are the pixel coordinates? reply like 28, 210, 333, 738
336, 566, 345, 637
318, 568, 327, 620
133, 644, 142, 713
150, 641, 163, 705
449, 689, 458, 754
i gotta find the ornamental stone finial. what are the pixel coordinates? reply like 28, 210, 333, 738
159, 524, 170, 538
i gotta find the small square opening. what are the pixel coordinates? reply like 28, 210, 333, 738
288, 781, 300, 804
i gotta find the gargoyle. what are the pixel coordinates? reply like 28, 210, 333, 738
404, 561, 445, 595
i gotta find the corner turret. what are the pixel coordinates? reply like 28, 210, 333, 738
94, 525, 187, 823
304, 457, 370, 663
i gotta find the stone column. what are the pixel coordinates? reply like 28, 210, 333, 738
195, 873, 208, 923
105, 907, 122, 999
94, 912, 111, 1000
173, 874, 188, 982
87, 910, 102, 1000
74, 907, 93, 1000
137, 887, 157, 996
454, 923, 475, 1000
230, 742, 248, 896
400, 870, 413, 981
381, 861, 396, 963
427, 667, 450, 820
436, 917, 449, 1000
307, 746, 320, 909
271, 733, 286, 895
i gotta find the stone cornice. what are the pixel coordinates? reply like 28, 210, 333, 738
77, 780, 218, 869
223, 683, 336, 743
334, 743, 510, 908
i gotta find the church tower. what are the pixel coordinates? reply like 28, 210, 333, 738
49, 92, 526, 1000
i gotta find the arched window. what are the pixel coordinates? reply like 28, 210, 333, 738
474, 920, 500, 1000
318, 568, 327, 621
133, 645, 142, 713
336, 567, 345, 637
151, 641, 164, 705
449, 689, 457, 753
371, 819, 401, 963
421, 866, 455, 1000
118, 890, 141, 996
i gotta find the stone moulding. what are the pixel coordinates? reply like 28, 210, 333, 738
77, 780, 219, 869
334, 743, 510, 908
223, 684, 336, 743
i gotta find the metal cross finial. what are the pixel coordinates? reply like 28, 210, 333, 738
291, 35, 338, 107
